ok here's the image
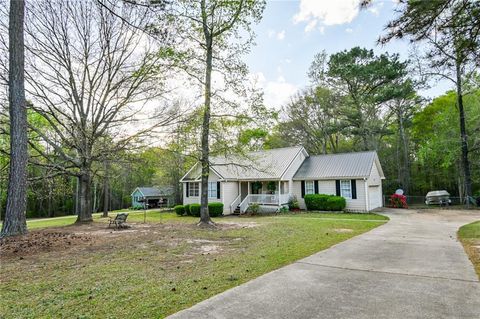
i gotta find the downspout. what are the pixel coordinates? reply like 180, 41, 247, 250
364, 177, 369, 212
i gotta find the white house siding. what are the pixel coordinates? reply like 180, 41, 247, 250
293, 179, 368, 212
282, 150, 307, 193
183, 169, 222, 206
367, 161, 383, 210
221, 181, 239, 214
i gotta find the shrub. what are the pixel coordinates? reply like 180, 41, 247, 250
189, 204, 201, 217
184, 204, 191, 216
288, 195, 300, 210
389, 194, 408, 208
208, 202, 224, 217
304, 194, 346, 211
246, 203, 260, 215
326, 196, 346, 211
174, 205, 185, 216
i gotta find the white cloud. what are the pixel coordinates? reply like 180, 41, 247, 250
367, 1, 384, 16
345, 27, 354, 33
276, 30, 286, 40
249, 72, 298, 110
294, 0, 361, 32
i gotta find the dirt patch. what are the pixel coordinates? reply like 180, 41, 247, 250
0, 231, 94, 258
333, 228, 354, 233
220, 221, 260, 229
0, 220, 257, 260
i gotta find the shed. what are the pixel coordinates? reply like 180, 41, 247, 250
131, 186, 174, 208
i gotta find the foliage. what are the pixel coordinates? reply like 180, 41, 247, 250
207, 202, 224, 217
304, 194, 346, 211
246, 203, 260, 215
389, 194, 408, 209
288, 195, 300, 210
279, 205, 289, 214
183, 204, 191, 216
174, 205, 185, 216
251, 181, 262, 193
266, 181, 276, 193
189, 204, 201, 217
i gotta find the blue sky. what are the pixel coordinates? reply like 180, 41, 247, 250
245, 0, 452, 109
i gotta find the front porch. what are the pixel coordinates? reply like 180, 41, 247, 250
230, 180, 292, 214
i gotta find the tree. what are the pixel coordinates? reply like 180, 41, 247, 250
19, 0, 176, 222
309, 47, 412, 151
1, 0, 27, 237
164, 0, 266, 226
281, 87, 341, 154
380, 0, 480, 198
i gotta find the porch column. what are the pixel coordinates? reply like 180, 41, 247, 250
247, 181, 250, 195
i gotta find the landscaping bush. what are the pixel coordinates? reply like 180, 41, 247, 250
326, 196, 346, 211
174, 205, 185, 216
189, 204, 201, 217
389, 193, 408, 208
184, 204, 191, 216
246, 202, 260, 215
208, 202, 224, 217
288, 195, 300, 210
304, 194, 346, 211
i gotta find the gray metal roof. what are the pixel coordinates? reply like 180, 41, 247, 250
293, 151, 383, 180
134, 187, 173, 197
182, 146, 305, 181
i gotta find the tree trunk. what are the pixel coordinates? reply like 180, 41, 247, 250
76, 171, 93, 223
102, 160, 109, 217
198, 35, 213, 227
398, 110, 410, 194
455, 60, 472, 199
1, 0, 27, 237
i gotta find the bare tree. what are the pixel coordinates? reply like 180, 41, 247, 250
1, 0, 28, 237
16, 0, 176, 222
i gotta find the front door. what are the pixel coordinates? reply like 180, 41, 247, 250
241, 182, 248, 201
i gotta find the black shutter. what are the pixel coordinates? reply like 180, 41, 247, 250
351, 179, 357, 199
217, 181, 221, 199
301, 181, 305, 198
314, 180, 319, 194
186, 183, 189, 198
335, 180, 341, 196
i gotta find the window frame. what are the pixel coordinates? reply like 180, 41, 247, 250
188, 182, 200, 197
305, 180, 315, 195
340, 180, 352, 199
208, 182, 217, 198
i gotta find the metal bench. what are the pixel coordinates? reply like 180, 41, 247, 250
108, 213, 129, 229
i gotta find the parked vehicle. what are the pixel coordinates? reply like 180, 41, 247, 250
425, 190, 451, 206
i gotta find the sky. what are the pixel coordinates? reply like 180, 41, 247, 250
245, 0, 453, 109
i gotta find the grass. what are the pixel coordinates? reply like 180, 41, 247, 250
458, 220, 480, 278
0, 211, 388, 318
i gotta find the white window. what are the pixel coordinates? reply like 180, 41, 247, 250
340, 180, 352, 199
305, 181, 315, 195
188, 182, 199, 197
208, 182, 217, 198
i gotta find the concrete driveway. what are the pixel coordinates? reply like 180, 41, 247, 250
168, 209, 480, 319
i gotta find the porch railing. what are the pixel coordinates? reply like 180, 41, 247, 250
239, 193, 292, 213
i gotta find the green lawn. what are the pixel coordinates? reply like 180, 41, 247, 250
458, 220, 480, 278
0, 211, 388, 318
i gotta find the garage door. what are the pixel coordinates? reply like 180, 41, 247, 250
368, 185, 382, 210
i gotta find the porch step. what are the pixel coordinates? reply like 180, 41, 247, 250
233, 205, 241, 215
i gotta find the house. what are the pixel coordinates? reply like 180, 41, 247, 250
131, 186, 174, 208
179, 146, 385, 214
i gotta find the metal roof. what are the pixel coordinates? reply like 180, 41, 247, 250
182, 146, 305, 181
293, 151, 383, 180
133, 187, 173, 197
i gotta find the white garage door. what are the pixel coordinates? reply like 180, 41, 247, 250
369, 185, 382, 210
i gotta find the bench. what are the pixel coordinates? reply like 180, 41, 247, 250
108, 213, 129, 229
